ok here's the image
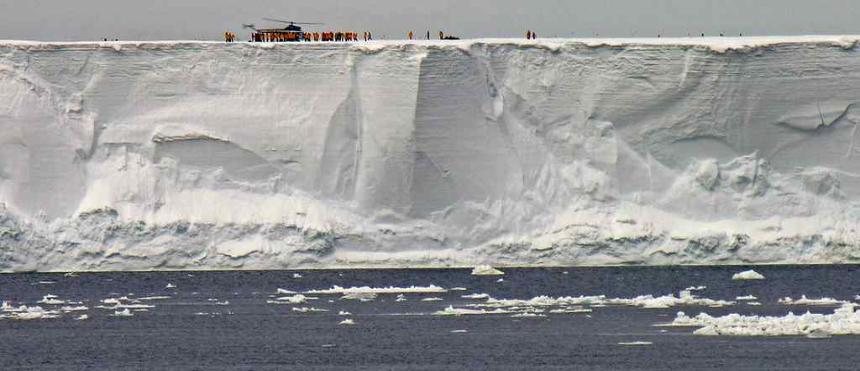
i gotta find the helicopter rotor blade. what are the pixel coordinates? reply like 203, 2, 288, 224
262, 18, 323, 25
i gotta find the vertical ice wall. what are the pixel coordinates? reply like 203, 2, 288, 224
0, 37, 859, 271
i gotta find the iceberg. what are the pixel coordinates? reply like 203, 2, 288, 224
1, 37, 860, 271
732, 270, 765, 281
471, 265, 505, 276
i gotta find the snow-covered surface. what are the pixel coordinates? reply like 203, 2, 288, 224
732, 270, 765, 280
3, 36, 860, 271
671, 303, 860, 337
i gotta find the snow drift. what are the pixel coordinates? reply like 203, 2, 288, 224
1, 36, 860, 271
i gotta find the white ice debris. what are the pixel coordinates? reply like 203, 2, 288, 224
671, 303, 860, 337
461, 293, 490, 300
450, 329, 468, 333
433, 306, 514, 316
450, 288, 468, 291
3, 38, 860, 270
778, 295, 847, 306
306, 285, 447, 295
60, 306, 88, 312
277, 288, 297, 295
341, 292, 377, 302
166, 283, 177, 289
292, 307, 328, 313
736, 295, 758, 301
338, 311, 352, 316
420, 297, 444, 302
111, 308, 134, 317
338, 318, 355, 325
471, 265, 505, 276
137, 296, 171, 301
292, 273, 303, 278
732, 270, 765, 280
37, 295, 67, 305
0, 303, 60, 320
440, 289, 733, 317
75, 314, 89, 320
496, 278, 505, 283
618, 341, 653, 346
395, 294, 407, 302
267, 294, 311, 304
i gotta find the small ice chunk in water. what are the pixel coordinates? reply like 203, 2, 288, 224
166, 283, 177, 289
450, 329, 468, 333
496, 278, 504, 283
292, 307, 328, 313
618, 341, 653, 346
462, 293, 490, 300
736, 295, 758, 301
450, 287, 468, 291
395, 294, 407, 302
277, 288, 297, 294
75, 314, 89, 321
732, 270, 765, 280
338, 318, 355, 325
471, 265, 504, 276
112, 308, 133, 317
338, 311, 352, 316
292, 273, 303, 279
421, 297, 444, 302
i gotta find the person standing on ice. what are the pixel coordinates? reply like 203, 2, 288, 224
408, 31, 413, 40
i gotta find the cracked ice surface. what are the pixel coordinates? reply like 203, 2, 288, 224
1, 37, 860, 271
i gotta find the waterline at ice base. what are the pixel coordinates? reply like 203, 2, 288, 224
1, 36, 860, 272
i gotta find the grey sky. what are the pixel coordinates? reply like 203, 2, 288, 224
1, 0, 859, 41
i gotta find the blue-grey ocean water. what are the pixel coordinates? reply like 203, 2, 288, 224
1, 266, 860, 370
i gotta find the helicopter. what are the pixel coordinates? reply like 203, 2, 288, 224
243, 18, 323, 42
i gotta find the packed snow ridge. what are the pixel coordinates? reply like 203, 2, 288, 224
2, 36, 860, 271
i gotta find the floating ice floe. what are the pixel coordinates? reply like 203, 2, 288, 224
60, 305, 88, 312
461, 293, 490, 300
618, 341, 653, 346
670, 303, 860, 337
0, 303, 60, 320
341, 292, 377, 302
305, 285, 448, 295
450, 287, 468, 291
496, 278, 504, 283
277, 288, 297, 294
292, 307, 328, 313
338, 318, 355, 325
778, 295, 847, 306
732, 270, 765, 280
471, 265, 504, 276
137, 296, 171, 301
63, 272, 79, 277
112, 308, 134, 317
38, 295, 68, 305
736, 295, 758, 301
75, 314, 89, 320
450, 329, 468, 333
267, 294, 312, 304
338, 311, 352, 316
395, 294, 407, 302
421, 297, 444, 302
433, 306, 514, 316
292, 273, 303, 279
511, 312, 546, 318
166, 283, 177, 289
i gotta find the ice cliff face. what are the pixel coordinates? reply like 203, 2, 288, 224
1, 37, 860, 271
